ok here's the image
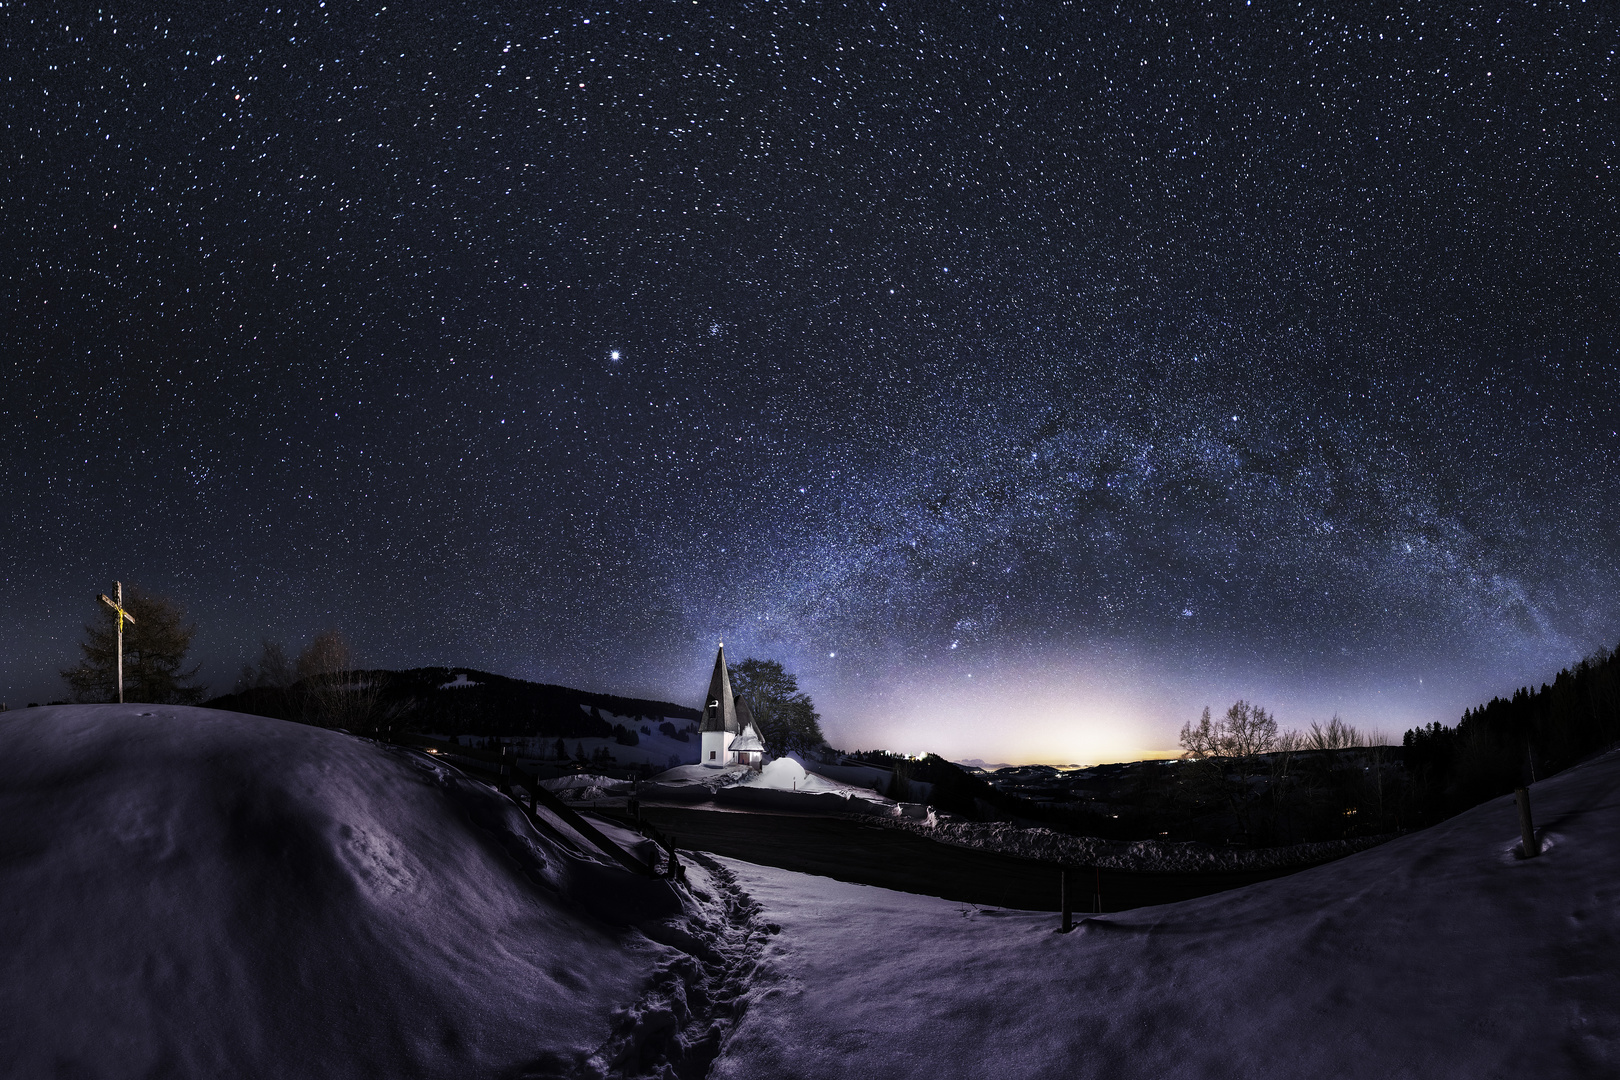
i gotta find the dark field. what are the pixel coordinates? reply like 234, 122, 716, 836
604, 804, 1318, 913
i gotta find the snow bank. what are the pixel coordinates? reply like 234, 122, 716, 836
870, 814, 1392, 872
709, 747, 1620, 1079
643, 759, 895, 813
653, 762, 752, 786
750, 756, 808, 790
0, 705, 717, 1078
741, 756, 874, 797
541, 772, 633, 801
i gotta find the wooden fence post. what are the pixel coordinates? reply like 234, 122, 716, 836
1060, 868, 1073, 933
1516, 787, 1538, 858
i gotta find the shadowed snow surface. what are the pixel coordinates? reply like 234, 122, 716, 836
711, 747, 1620, 1079
0, 705, 704, 1079
9, 706, 1617, 1078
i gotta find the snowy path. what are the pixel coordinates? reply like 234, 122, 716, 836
706, 749, 1620, 1079
589, 854, 772, 1078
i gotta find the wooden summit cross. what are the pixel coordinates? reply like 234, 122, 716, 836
98, 582, 136, 704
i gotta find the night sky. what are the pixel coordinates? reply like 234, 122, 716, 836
5, 2, 1617, 763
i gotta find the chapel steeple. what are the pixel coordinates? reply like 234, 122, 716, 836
699, 643, 741, 766
699, 642, 738, 735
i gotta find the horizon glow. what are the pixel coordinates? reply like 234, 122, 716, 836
4, 7, 1616, 761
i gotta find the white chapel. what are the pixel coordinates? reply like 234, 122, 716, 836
698, 643, 767, 769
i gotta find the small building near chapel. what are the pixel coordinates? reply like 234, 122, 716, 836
698, 642, 767, 769
729, 697, 768, 770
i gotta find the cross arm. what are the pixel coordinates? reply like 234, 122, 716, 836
98, 594, 136, 625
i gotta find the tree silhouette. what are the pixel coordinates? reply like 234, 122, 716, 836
296, 629, 383, 732
728, 657, 825, 757
61, 584, 205, 705
234, 640, 294, 693
1178, 700, 1281, 843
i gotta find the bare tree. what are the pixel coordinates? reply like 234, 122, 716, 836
1307, 715, 1363, 750
1265, 727, 1309, 841
234, 639, 294, 693
1222, 700, 1280, 757
1178, 700, 1280, 758
1180, 706, 1219, 758
727, 657, 826, 757
1179, 700, 1283, 844
296, 630, 383, 733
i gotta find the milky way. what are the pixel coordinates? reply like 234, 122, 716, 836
4, 3, 1617, 760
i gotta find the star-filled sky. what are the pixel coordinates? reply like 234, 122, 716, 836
4, 2, 1617, 764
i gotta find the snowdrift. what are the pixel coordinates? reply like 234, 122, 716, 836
0, 705, 712, 1078
639, 757, 898, 815
711, 746, 1620, 1079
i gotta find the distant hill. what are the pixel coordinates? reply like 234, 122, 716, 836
204, 667, 699, 739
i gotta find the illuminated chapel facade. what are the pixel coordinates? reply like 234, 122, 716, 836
698, 642, 767, 769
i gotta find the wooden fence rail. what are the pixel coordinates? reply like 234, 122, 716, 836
391, 733, 660, 878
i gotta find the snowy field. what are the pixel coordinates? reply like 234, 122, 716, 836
0, 705, 749, 1078
711, 747, 1620, 1079
5, 704, 1615, 1078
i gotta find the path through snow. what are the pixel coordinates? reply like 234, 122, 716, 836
590, 854, 770, 1078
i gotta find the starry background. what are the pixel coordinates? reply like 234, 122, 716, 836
4, 2, 1617, 763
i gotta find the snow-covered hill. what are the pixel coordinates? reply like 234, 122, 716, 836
8, 704, 1615, 1078
0, 705, 743, 1078
708, 746, 1620, 1079
465, 710, 703, 770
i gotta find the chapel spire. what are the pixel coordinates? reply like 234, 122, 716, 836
699, 641, 738, 735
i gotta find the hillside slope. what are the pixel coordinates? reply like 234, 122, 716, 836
206, 666, 699, 739
0, 705, 707, 1078
708, 746, 1620, 1079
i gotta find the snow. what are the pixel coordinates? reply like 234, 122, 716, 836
741, 758, 891, 801
750, 756, 808, 789
654, 762, 753, 785
743, 755, 879, 794
542, 771, 633, 801
709, 747, 1620, 1079
11, 703, 1616, 1076
541, 753, 892, 810
508, 714, 702, 770
639, 757, 898, 814
0, 705, 729, 1078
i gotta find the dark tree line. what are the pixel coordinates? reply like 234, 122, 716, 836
1402, 643, 1620, 823
207, 662, 698, 740
845, 751, 1012, 818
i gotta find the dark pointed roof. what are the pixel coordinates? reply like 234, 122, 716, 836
698, 643, 738, 734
